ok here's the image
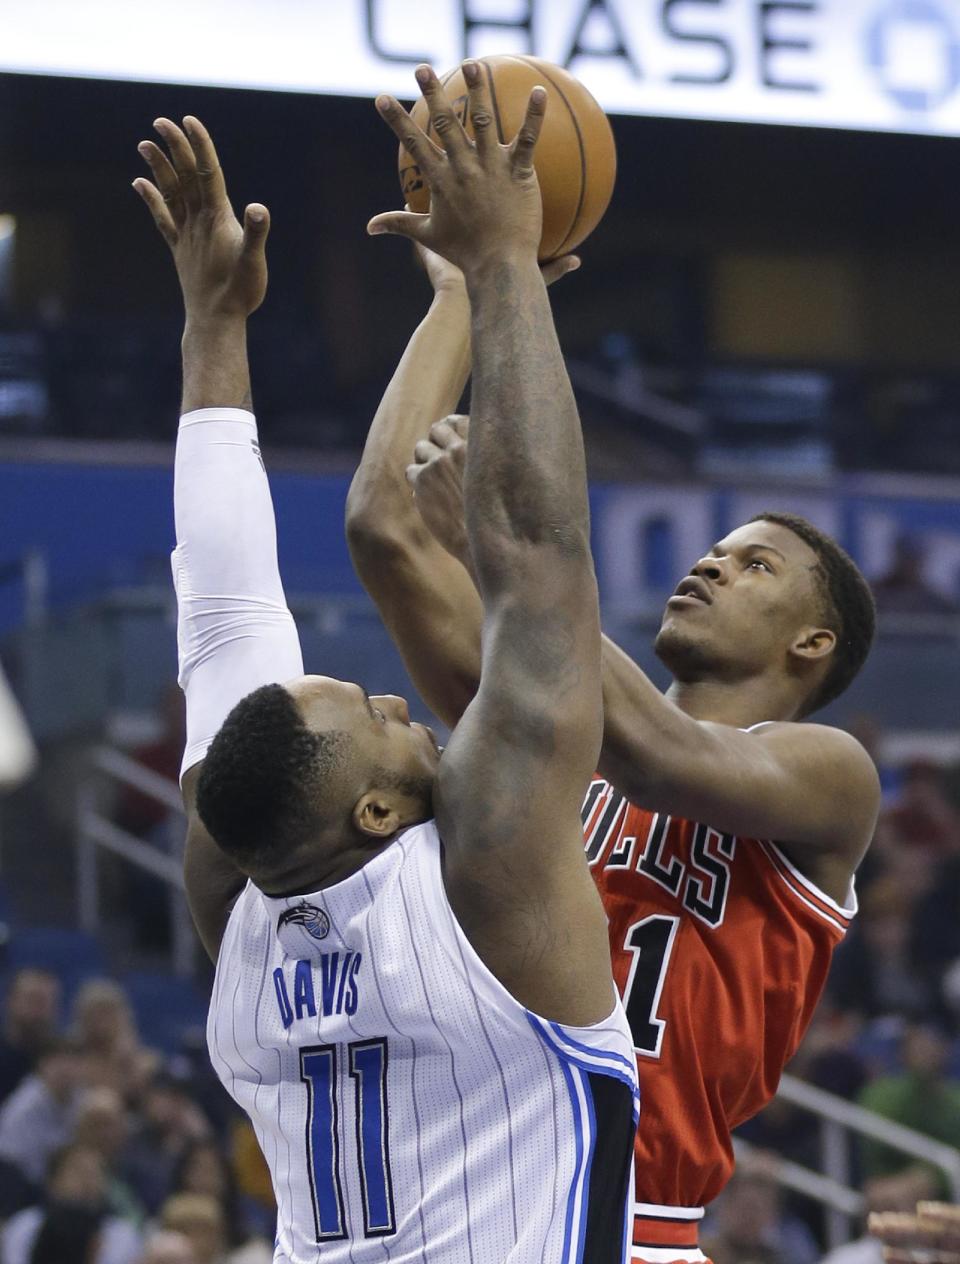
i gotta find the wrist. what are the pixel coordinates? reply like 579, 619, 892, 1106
429, 282, 469, 307
462, 250, 542, 295
182, 311, 248, 342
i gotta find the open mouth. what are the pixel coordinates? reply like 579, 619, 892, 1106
669, 576, 713, 605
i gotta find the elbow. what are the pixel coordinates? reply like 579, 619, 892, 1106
345, 488, 395, 563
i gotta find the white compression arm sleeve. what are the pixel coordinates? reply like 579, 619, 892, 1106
173, 408, 304, 779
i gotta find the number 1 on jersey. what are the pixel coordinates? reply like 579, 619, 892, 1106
622, 915, 679, 1058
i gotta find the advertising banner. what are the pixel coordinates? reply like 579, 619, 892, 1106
3, 0, 960, 136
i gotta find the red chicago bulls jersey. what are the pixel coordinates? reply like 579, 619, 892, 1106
582, 778, 856, 1261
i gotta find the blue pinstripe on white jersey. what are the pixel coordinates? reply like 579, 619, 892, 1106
209, 820, 638, 1263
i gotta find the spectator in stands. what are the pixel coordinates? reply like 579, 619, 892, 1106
858, 1022, 960, 1201
872, 534, 959, 615
122, 1075, 211, 1216
0, 969, 60, 1103
73, 1087, 144, 1225
28, 1203, 103, 1264
138, 1234, 196, 1264
171, 1140, 271, 1253
817, 1173, 949, 1263
115, 685, 184, 838
158, 1194, 270, 1264
0, 1037, 83, 1188
870, 1200, 960, 1262
884, 759, 960, 859
700, 1158, 820, 1264
1, 1141, 141, 1264
228, 1122, 275, 1234
911, 850, 960, 1027
71, 980, 158, 1100
829, 877, 936, 1022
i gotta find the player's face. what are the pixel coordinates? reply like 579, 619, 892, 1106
655, 521, 828, 683
286, 676, 441, 789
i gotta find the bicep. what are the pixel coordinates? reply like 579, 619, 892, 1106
649, 721, 879, 856
349, 528, 483, 730
597, 638, 879, 855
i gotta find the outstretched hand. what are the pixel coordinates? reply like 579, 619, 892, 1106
369, 61, 546, 276
133, 116, 269, 321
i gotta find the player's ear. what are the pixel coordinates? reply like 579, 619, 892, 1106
789, 625, 836, 664
352, 792, 402, 840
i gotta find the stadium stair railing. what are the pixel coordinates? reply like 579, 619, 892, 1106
737, 1072, 960, 1252
75, 745, 193, 977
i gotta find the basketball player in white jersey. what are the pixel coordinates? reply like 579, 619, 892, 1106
132, 66, 638, 1264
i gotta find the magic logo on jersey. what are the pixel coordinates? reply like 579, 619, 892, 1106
278, 901, 331, 940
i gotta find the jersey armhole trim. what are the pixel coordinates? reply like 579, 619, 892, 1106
758, 840, 856, 933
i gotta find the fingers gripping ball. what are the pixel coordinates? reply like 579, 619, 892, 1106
399, 56, 617, 262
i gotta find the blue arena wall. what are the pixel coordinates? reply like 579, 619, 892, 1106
4, 460, 960, 631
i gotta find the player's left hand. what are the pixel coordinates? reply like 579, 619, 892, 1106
870, 1202, 960, 1262
133, 116, 269, 322
407, 415, 471, 568
368, 61, 546, 276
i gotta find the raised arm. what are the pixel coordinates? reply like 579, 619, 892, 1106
344, 249, 482, 728
134, 118, 304, 960
346, 248, 579, 729
369, 64, 610, 1025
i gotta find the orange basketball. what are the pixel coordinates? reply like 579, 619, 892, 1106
398, 56, 617, 262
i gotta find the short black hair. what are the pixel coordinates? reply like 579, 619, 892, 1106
749, 512, 875, 714
195, 683, 351, 870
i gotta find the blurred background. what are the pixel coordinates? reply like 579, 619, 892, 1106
2, 2, 960, 1261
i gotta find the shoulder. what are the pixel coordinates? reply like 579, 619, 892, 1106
746, 721, 880, 806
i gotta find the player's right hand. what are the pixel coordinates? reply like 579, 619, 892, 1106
133, 116, 269, 322
406, 415, 471, 568
870, 1202, 960, 1262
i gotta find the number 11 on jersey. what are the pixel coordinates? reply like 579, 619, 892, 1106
300, 1039, 396, 1241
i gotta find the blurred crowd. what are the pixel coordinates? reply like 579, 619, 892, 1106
0, 974, 274, 1264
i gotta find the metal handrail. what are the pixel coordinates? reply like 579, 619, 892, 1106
76, 747, 193, 976
90, 746, 185, 814
732, 1138, 865, 1218
760, 1073, 960, 1252
779, 1074, 960, 1191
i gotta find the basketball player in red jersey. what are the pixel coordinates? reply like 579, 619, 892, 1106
347, 246, 880, 1262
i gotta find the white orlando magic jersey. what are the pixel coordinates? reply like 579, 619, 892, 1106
209, 820, 639, 1264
